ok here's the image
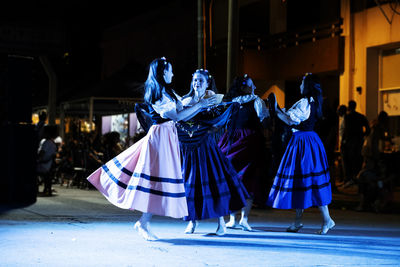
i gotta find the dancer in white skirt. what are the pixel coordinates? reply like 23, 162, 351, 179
87, 57, 217, 240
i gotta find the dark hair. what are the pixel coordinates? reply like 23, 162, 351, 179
184, 69, 218, 98
348, 100, 356, 111
144, 57, 177, 104
377, 110, 388, 124
302, 73, 323, 118
224, 74, 251, 101
337, 105, 347, 116
43, 125, 58, 139
39, 110, 47, 121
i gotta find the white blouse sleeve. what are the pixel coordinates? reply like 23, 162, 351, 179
152, 94, 179, 121
285, 98, 311, 125
204, 90, 216, 97
254, 97, 269, 122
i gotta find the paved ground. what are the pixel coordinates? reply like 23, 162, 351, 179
1, 184, 400, 267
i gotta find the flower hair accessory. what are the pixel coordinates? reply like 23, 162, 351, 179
242, 74, 248, 85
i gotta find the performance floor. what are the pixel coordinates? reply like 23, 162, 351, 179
1, 185, 400, 266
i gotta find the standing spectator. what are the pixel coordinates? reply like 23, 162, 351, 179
337, 105, 347, 184
36, 125, 58, 196
341, 100, 370, 188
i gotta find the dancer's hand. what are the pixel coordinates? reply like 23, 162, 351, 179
200, 95, 217, 107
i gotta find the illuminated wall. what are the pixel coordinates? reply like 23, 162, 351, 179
341, 2, 400, 119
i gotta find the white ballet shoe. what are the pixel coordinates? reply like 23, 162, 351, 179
134, 221, 158, 241
317, 219, 335, 235
184, 221, 197, 234
226, 218, 237, 228
239, 219, 252, 231
216, 224, 227, 236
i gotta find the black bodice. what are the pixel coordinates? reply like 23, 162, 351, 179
147, 104, 170, 125
291, 100, 317, 131
233, 100, 262, 130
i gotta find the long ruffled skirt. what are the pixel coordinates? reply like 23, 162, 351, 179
87, 121, 188, 218
181, 134, 248, 221
267, 131, 332, 209
218, 128, 269, 203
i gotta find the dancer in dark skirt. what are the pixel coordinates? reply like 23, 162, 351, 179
218, 74, 270, 231
178, 69, 248, 236
267, 73, 335, 235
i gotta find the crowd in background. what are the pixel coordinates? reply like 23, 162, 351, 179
34, 96, 399, 213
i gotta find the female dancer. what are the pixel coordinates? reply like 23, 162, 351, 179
177, 69, 248, 236
218, 74, 269, 231
181, 68, 218, 106
267, 73, 335, 235
87, 58, 216, 241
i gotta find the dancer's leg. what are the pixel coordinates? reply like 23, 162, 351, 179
216, 216, 227, 236
239, 198, 253, 231
317, 205, 335, 235
225, 212, 237, 228
294, 209, 304, 226
134, 212, 158, 240
286, 209, 304, 232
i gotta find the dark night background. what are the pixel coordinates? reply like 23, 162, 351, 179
0, 0, 198, 206
1, 0, 196, 108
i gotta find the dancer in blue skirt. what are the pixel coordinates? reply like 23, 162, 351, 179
178, 69, 248, 236
267, 73, 335, 235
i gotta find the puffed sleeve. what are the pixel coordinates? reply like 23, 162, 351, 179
254, 96, 269, 122
285, 98, 311, 125
152, 95, 179, 121
204, 90, 216, 97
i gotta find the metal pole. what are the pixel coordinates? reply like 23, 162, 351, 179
60, 103, 65, 140
226, 0, 238, 92
197, 0, 204, 69
89, 97, 94, 131
39, 56, 57, 125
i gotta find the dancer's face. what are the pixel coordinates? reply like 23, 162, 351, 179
163, 63, 174, 84
192, 73, 208, 97
244, 78, 256, 94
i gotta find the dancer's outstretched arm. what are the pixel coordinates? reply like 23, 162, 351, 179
176, 95, 217, 122
272, 93, 310, 126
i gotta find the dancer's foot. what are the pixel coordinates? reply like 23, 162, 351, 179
286, 223, 303, 233
134, 221, 158, 241
317, 219, 335, 235
184, 221, 197, 234
226, 215, 237, 228
239, 218, 252, 231
216, 224, 227, 236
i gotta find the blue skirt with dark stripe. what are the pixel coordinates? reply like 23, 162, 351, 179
267, 131, 332, 209
177, 103, 248, 221
180, 134, 248, 221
